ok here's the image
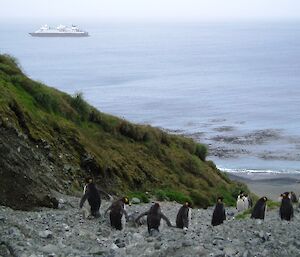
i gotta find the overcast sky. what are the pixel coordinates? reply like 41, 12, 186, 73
1, 0, 300, 22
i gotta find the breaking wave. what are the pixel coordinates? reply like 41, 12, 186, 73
218, 167, 300, 174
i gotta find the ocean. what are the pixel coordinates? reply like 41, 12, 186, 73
1, 21, 300, 175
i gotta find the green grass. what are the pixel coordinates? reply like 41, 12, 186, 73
154, 189, 193, 205
127, 191, 150, 203
267, 200, 280, 210
235, 208, 253, 220
0, 54, 249, 208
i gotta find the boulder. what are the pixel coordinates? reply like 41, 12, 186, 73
131, 198, 141, 204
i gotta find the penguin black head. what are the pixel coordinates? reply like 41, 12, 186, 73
184, 201, 191, 208
85, 177, 93, 184
217, 196, 224, 203
282, 192, 290, 198
122, 197, 130, 205
150, 203, 160, 214
263, 197, 268, 202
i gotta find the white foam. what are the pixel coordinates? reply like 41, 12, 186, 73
218, 167, 300, 174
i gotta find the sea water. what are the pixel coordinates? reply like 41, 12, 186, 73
1, 21, 300, 174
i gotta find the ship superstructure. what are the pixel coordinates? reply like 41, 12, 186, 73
29, 25, 89, 37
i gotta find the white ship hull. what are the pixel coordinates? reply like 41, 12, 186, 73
29, 32, 89, 37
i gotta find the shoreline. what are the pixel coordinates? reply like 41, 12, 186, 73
226, 172, 300, 201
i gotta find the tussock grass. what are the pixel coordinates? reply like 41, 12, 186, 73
154, 189, 193, 205
127, 191, 150, 203
0, 54, 249, 208
235, 208, 253, 220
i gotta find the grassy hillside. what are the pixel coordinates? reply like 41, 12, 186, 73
0, 54, 247, 209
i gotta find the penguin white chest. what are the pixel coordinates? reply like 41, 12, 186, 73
121, 205, 126, 229
188, 208, 192, 227
237, 199, 244, 212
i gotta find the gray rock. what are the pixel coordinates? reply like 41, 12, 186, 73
48, 153, 55, 161
132, 232, 144, 242
44, 144, 51, 150
293, 240, 300, 248
261, 249, 269, 256
40, 244, 59, 254
258, 230, 264, 237
114, 238, 122, 244
226, 211, 235, 217
38, 230, 53, 239
110, 243, 118, 250
89, 246, 107, 255
58, 199, 66, 209
147, 237, 154, 242
117, 242, 126, 248
242, 250, 250, 257
214, 236, 225, 240
63, 164, 72, 172
8, 227, 21, 237
114, 238, 126, 248
154, 242, 162, 250
248, 238, 260, 246
0, 244, 11, 256
182, 240, 193, 247
149, 229, 159, 237
98, 227, 111, 237
191, 246, 207, 256
62, 224, 70, 231
131, 197, 141, 204
213, 250, 225, 257
224, 247, 237, 256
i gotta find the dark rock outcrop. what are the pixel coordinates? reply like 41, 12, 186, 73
0, 125, 59, 210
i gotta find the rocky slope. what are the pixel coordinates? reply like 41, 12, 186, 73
0, 54, 247, 210
1, 196, 299, 257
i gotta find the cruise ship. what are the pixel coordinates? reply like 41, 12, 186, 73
29, 25, 89, 37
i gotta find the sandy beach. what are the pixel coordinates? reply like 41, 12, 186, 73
227, 172, 300, 201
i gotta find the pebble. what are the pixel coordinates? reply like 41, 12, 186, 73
182, 240, 193, 247
110, 243, 119, 250
213, 250, 225, 257
98, 227, 111, 237
154, 242, 162, 250
258, 230, 265, 238
224, 246, 237, 256
38, 230, 53, 239
114, 238, 126, 248
89, 246, 106, 254
242, 250, 250, 257
40, 244, 59, 254
1, 197, 300, 257
8, 227, 21, 237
